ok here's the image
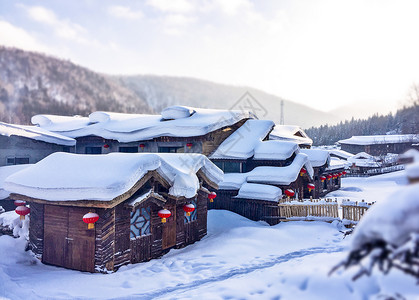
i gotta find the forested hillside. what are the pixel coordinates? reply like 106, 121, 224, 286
306, 101, 419, 146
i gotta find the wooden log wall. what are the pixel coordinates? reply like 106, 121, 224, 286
114, 203, 131, 270
94, 207, 116, 272
28, 202, 44, 258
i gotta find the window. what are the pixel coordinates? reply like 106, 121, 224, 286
213, 161, 242, 173
158, 146, 184, 153
184, 199, 198, 223
119, 146, 138, 153
130, 206, 151, 239
85, 147, 102, 154
6, 157, 29, 165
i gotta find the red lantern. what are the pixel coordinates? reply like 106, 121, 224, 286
158, 209, 171, 223
186, 143, 193, 149
285, 189, 295, 198
83, 212, 99, 229
300, 168, 307, 176
342, 171, 347, 175
139, 143, 145, 150
14, 200, 26, 206
320, 176, 326, 182
307, 183, 315, 192
15, 206, 30, 220
326, 174, 332, 180
183, 204, 195, 216
103, 144, 110, 149
339, 172, 343, 177
208, 192, 217, 203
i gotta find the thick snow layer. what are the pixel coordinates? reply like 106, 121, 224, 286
406, 162, 419, 179
339, 134, 419, 145
327, 149, 354, 159
0, 211, 29, 238
32, 106, 253, 142
269, 125, 313, 146
210, 119, 275, 159
253, 140, 299, 161
327, 157, 350, 170
5, 153, 223, 201
351, 183, 419, 250
247, 153, 314, 185
0, 165, 32, 199
234, 183, 282, 202
347, 152, 381, 168
218, 153, 313, 190
300, 149, 330, 167
399, 149, 419, 162
0, 122, 76, 146
161, 106, 195, 120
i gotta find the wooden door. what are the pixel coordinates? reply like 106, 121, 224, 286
162, 204, 176, 250
43, 205, 96, 272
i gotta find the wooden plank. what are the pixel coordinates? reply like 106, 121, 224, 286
162, 203, 176, 250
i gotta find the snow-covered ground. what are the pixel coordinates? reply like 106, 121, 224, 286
1, 171, 418, 300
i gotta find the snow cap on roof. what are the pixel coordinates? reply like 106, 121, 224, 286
339, 134, 419, 146
253, 140, 299, 161
234, 183, 282, 202
5, 152, 223, 202
0, 165, 32, 200
0, 122, 76, 146
269, 125, 313, 146
300, 149, 330, 167
32, 106, 253, 142
327, 149, 354, 159
210, 120, 274, 160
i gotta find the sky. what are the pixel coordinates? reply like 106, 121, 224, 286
1, 0, 419, 114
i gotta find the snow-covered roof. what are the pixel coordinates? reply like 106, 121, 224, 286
339, 134, 419, 146
327, 149, 354, 160
5, 152, 223, 202
234, 183, 282, 202
31, 106, 254, 142
210, 120, 274, 159
218, 153, 314, 189
300, 149, 330, 167
326, 157, 350, 170
269, 125, 313, 146
349, 152, 373, 160
351, 183, 419, 250
0, 165, 32, 200
347, 152, 380, 168
253, 141, 299, 161
399, 149, 419, 162
0, 122, 76, 146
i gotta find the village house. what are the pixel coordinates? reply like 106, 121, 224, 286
269, 125, 313, 148
31, 106, 254, 157
0, 121, 75, 167
4, 152, 222, 272
339, 134, 419, 156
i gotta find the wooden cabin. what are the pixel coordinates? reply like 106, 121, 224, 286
5, 152, 222, 272
0, 122, 75, 167
339, 135, 419, 156
31, 106, 253, 157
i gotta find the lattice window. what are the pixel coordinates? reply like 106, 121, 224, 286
130, 207, 151, 239
184, 199, 198, 223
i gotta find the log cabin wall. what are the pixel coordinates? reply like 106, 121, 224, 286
208, 189, 239, 211
28, 202, 44, 258
114, 203, 131, 270
94, 207, 116, 272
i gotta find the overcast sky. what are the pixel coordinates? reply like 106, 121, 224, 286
1, 0, 419, 114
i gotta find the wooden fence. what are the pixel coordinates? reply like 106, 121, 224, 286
278, 198, 373, 226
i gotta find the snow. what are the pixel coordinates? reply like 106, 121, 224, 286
399, 149, 419, 162
327, 149, 354, 159
0, 211, 29, 238
327, 157, 350, 170
253, 140, 299, 160
0, 122, 76, 146
347, 152, 381, 168
218, 153, 314, 190
161, 105, 195, 120
0, 169, 418, 299
351, 182, 419, 250
300, 149, 330, 167
269, 125, 313, 146
339, 134, 419, 145
0, 165, 32, 199
210, 119, 274, 159
234, 183, 282, 202
406, 162, 419, 179
5, 152, 223, 201
32, 106, 254, 142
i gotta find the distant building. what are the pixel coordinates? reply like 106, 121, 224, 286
0, 122, 75, 167
338, 135, 419, 156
